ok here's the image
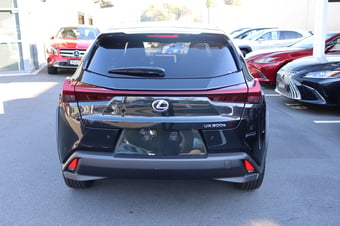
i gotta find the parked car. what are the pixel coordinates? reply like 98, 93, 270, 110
276, 55, 340, 107
235, 28, 312, 56
46, 25, 100, 74
57, 23, 267, 190
230, 27, 276, 40
246, 32, 340, 84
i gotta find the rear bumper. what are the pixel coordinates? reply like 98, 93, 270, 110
62, 151, 261, 183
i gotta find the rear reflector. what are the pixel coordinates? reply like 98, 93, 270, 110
244, 160, 255, 172
67, 158, 79, 171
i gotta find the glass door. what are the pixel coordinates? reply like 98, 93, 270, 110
0, 0, 23, 72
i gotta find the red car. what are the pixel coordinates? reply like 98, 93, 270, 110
46, 26, 100, 74
245, 32, 340, 85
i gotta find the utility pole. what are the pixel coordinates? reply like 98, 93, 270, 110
313, 0, 328, 62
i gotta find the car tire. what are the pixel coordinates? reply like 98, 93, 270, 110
47, 66, 58, 74
235, 165, 265, 190
63, 176, 93, 189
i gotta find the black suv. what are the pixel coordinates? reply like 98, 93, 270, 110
57, 23, 267, 190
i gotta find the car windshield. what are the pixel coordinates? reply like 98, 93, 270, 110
57, 27, 99, 39
243, 30, 267, 40
87, 33, 238, 78
291, 33, 335, 49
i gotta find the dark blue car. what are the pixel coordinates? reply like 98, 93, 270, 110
276, 55, 340, 107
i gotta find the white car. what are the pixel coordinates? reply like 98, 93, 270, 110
234, 28, 312, 56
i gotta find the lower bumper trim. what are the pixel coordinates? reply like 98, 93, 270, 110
62, 151, 260, 183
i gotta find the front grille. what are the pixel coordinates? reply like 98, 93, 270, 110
60, 49, 86, 58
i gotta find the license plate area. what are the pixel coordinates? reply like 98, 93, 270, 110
69, 60, 81, 66
114, 129, 207, 157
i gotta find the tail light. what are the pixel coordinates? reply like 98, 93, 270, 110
208, 80, 263, 104
60, 78, 263, 104
60, 78, 77, 103
60, 78, 115, 103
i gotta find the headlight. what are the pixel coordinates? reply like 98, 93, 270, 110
253, 57, 281, 64
278, 70, 296, 78
304, 71, 340, 79
47, 46, 58, 55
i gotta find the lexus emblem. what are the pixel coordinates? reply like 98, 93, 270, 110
74, 50, 80, 57
152, 99, 169, 112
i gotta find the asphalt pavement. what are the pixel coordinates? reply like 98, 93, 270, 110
1, 68, 340, 226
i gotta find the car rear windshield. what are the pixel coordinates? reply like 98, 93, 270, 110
87, 33, 239, 78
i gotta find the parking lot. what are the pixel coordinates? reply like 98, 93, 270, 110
0, 68, 339, 225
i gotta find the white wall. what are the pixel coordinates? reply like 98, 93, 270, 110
16, 0, 101, 72
210, 0, 340, 33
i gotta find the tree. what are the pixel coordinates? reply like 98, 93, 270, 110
140, 4, 181, 22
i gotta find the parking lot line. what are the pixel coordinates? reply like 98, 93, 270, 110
264, 94, 280, 97
313, 120, 340, 124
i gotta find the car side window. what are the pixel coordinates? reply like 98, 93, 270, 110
257, 32, 272, 41
279, 31, 302, 40
326, 37, 340, 52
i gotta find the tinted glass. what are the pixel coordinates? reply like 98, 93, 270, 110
279, 31, 302, 39
56, 27, 99, 39
292, 33, 336, 49
87, 33, 238, 78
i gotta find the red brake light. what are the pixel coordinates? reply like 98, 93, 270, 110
60, 78, 77, 103
147, 35, 179, 38
246, 79, 263, 104
60, 79, 115, 103
75, 82, 116, 102
208, 80, 263, 104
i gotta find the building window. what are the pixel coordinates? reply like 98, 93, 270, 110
0, 4, 24, 72
0, 0, 15, 8
88, 16, 93, 25
78, 13, 85, 25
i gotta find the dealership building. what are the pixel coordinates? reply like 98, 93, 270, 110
0, 0, 107, 75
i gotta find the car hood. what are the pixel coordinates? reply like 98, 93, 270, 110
246, 47, 305, 59
281, 55, 340, 71
51, 38, 94, 49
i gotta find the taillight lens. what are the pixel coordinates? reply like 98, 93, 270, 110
246, 79, 263, 104
60, 78, 77, 103
60, 78, 115, 103
208, 80, 263, 104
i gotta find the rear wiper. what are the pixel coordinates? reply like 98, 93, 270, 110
108, 67, 165, 77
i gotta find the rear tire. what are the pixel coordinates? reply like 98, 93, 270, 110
235, 166, 265, 190
47, 66, 58, 74
63, 176, 93, 189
